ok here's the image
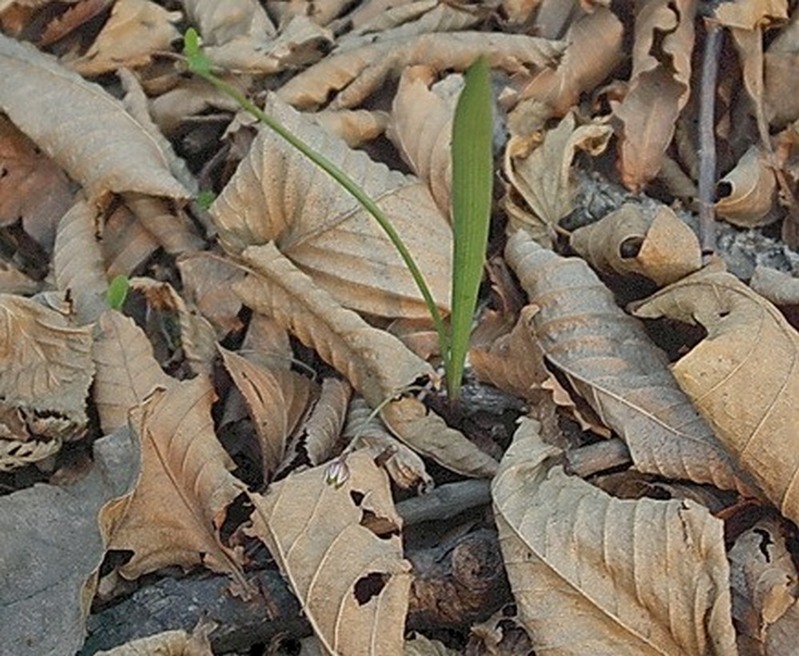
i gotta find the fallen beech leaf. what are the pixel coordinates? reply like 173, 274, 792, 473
404, 633, 460, 655
569, 203, 702, 285
0, 32, 190, 202
277, 31, 565, 110
313, 108, 389, 148
212, 95, 452, 320
109, 379, 248, 585
0, 428, 138, 656
764, 15, 799, 125
101, 202, 159, 278
632, 269, 799, 525
493, 418, 738, 655
91, 310, 173, 434
68, 0, 181, 76
247, 451, 411, 655
505, 230, 755, 494
715, 146, 778, 227
182, 0, 275, 45
614, 0, 695, 190
504, 112, 612, 244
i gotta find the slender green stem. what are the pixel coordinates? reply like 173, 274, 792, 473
186, 48, 450, 369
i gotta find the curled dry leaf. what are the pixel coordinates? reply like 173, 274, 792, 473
504, 229, 755, 494
0, 428, 138, 656
713, 0, 788, 29
68, 0, 181, 76
181, 0, 275, 45
750, 264, 799, 306
211, 95, 452, 320
503, 112, 612, 247
715, 146, 778, 227
764, 15, 799, 126
568, 202, 702, 286
632, 269, 799, 525
313, 108, 389, 148
101, 202, 159, 278
492, 418, 738, 655
94, 626, 213, 656
614, 0, 695, 190
277, 31, 565, 110
246, 451, 411, 655
388, 65, 460, 219
728, 518, 799, 653
0, 32, 190, 202
109, 379, 248, 586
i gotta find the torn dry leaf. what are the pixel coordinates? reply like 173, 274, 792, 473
633, 269, 799, 526
211, 94, 452, 320
493, 418, 738, 656
108, 379, 248, 585
246, 450, 411, 655
0, 32, 190, 202
505, 229, 755, 494
568, 202, 702, 285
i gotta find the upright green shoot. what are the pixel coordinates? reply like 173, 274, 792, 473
448, 58, 493, 402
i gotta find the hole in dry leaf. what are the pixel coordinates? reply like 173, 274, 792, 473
350, 490, 365, 506
359, 508, 400, 540
353, 571, 389, 605
619, 236, 644, 259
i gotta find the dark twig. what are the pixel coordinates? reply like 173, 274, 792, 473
697, 19, 724, 259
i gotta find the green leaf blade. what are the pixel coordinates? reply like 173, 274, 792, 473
448, 57, 494, 401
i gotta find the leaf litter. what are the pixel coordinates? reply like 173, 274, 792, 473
2, 1, 799, 654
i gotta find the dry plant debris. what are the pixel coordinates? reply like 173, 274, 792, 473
1, 1, 799, 655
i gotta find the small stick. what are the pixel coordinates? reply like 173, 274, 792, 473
697, 18, 724, 260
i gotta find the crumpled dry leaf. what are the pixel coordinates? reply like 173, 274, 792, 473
404, 633, 460, 655
0, 293, 94, 464
750, 264, 799, 306
212, 95, 452, 320
569, 202, 702, 285
0, 115, 73, 252
632, 269, 799, 526
503, 112, 612, 246
109, 379, 248, 586
614, 0, 695, 190
181, 0, 275, 45
91, 310, 174, 434
505, 229, 755, 494
94, 625, 214, 656
247, 450, 411, 655
68, 0, 182, 76
714, 0, 788, 29
764, 11, 799, 126
715, 146, 778, 227
0, 32, 190, 202
388, 65, 460, 218
729, 518, 799, 654
493, 418, 739, 656
0, 427, 138, 656
278, 31, 565, 110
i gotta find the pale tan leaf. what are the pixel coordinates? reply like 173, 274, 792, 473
715, 146, 778, 227
265, 0, 352, 28
53, 198, 109, 326
246, 451, 411, 655
504, 112, 612, 241
505, 229, 755, 494
0, 115, 74, 252
110, 379, 248, 584
0, 294, 93, 446
312, 108, 389, 148
569, 203, 702, 285
614, 0, 695, 190
750, 264, 799, 306
0, 428, 138, 656
101, 202, 160, 278
632, 269, 799, 525
233, 241, 432, 408
404, 633, 460, 655
220, 345, 314, 479
91, 310, 173, 434
764, 14, 799, 125
343, 396, 432, 491
729, 518, 799, 653
68, 0, 181, 76
212, 95, 451, 320
380, 397, 499, 478
0, 33, 190, 202
125, 194, 205, 255
181, 0, 275, 45
493, 418, 738, 656
277, 31, 565, 110
95, 627, 213, 656
714, 0, 788, 29
0, 436, 61, 471
388, 65, 459, 218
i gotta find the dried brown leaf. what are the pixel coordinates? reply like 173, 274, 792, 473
247, 451, 411, 654
109, 379, 248, 584
493, 418, 738, 655
569, 203, 702, 285
101, 203, 159, 278
714, 0, 787, 29
212, 95, 451, 320
715, 146, 778, 227
505, 229, 755, 494
0, 32, 190, 202
633, 269, 799, 525
94, 627, 214, 656
750, 264, 799, 306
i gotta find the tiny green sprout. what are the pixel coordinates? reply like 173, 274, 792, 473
107, 274, 130, 310
182, 28, 212, 77
196, 189, 216, 210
